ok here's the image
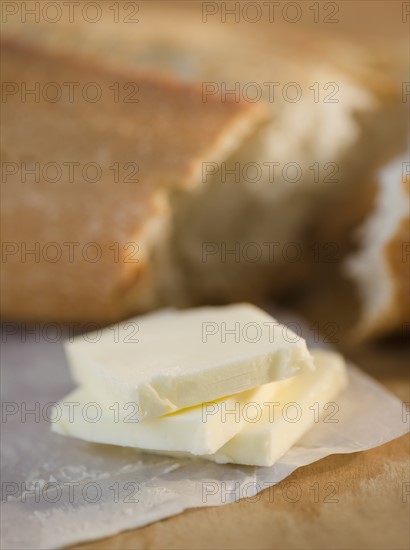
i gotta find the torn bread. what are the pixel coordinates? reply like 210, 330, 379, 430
3, 3, 405, 300
0, 41, 266, 322
344, 156, 410, 339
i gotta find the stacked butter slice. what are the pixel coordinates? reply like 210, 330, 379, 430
53, 304, 348, 466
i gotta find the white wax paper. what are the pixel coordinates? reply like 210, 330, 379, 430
1, 315, 408, 550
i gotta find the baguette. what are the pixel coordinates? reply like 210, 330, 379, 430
4, 3, 404, 293
2, 4, 407, 317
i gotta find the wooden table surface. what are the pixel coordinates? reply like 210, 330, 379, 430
67, 2, 409, 548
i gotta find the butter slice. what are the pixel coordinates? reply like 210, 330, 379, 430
205, 349, 348, 466
65, 304, 313, 420
51, 379, 290, 455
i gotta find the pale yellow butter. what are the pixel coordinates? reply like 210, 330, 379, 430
65, 304, 314, 420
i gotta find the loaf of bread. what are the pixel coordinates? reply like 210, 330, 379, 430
344, 156, 410, 339
3, 2, 405, 298
0, 41, 266, 322
1, 4, 407, 324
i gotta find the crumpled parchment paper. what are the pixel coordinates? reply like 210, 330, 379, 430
1, 315, 408, 549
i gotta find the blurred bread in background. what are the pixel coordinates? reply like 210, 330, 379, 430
1, 1, 408, 328
3, 2, 406, 284
345, 156, 410, 340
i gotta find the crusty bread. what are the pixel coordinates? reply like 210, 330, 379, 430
344, 156, 410, 339
0, 41, 266, 322
4, 3, 404, 299
1, 6, 407, 321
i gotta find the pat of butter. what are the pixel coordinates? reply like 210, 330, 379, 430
52, 349, 346, 465
51, 378, 291, 455
204, 349, 348, 466
65, 304, 314, 420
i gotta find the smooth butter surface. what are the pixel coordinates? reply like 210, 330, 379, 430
65, 304, 313, 420
53, 349, 347, 466
52, 378, 291, 455
205, 348, 348, 466
146, 349, 348, 466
